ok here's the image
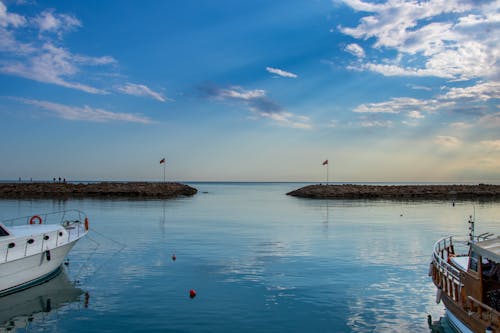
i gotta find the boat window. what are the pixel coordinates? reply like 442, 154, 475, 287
0, 226, 9, 237
469, 250, 479, 272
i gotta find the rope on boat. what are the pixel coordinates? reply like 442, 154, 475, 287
71, 227, 126, 284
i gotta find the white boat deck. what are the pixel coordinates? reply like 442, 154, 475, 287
450, 256, 469, 271
7, 224, 62, 238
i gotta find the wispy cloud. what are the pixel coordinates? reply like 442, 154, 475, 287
339, 0, 499, 81
353, 97, 444, 114
1, 42, 114, 94
18, 98, 152, 124
359, 119, 393, 128
435, 135, 462, 148
200, 84, 311, 129
0, 3, 116, 94
266, 67, 298, 78
478, 112, 500, 129
117, 83, 169, 102
406, 84, 432, 91
344, 43, 365, 58
33, 9, 81, 37
480, 140, 500, 151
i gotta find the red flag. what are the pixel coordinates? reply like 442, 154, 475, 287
160, 158, 165, 164
322, 160, 328, 165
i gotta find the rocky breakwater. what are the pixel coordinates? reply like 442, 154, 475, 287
0, 182, 198, 199
286, 184, 500, 200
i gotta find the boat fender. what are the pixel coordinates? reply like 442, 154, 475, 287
45, 250, 51, 261
29, 215, 42, 225
84, 217, 89, 231
436, 286, 442, 304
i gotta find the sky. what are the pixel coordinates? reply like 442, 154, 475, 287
0, 0, 499, 183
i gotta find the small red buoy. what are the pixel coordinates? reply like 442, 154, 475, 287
189, 289, 196, 299
172, 254, 176, 261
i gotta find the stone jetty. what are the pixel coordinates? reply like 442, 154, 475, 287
0, 182, 197, 199
286, 184, 500, 200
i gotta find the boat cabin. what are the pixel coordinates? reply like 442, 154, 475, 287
469, 237, 500, 311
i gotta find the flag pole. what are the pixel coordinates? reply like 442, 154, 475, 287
327, 162, 329, 185
160, 157, 166, 182
322, 159, 329, 185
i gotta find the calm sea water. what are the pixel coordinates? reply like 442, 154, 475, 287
1, 182, 499, 333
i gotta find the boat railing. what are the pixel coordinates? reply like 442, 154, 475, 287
433, 236, 463, 280
432, 236, 467, 303
1, 209, 87, 229
467, 296, 500, 329
1, 210, 88, 263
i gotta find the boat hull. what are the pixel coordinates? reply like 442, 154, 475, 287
441, 290, 494, 333
0, 240, 77, 296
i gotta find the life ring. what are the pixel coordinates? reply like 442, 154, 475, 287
29, 215, 42, 225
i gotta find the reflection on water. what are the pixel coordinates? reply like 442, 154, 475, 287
0, 183, 498, 332
427, 314, 456, 333
0, 269, 85, 332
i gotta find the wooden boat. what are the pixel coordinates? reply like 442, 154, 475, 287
430, 216, 500, 333
0, 210, 88, 296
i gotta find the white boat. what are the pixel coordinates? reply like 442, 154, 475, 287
430, 216, 500, 333
0, 210, 88, 296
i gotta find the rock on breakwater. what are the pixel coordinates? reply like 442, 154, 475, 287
286, 184, 500, 200
0, 182, 197, 199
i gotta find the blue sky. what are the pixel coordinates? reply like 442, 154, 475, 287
0, 0, 499, 182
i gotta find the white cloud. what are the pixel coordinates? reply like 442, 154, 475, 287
440, 82, 500, 101
480, 140, 500, 151
266, 67, 298, 78
33, 9, 81, 36
0, 3, 121, 94
19, 98, 152, 124
345, 43, 365, 58
0, 1, 26, 28
117, 83, 169, 102
339, 0, 499, 81
406, 84, 432, 91
219, 86, 266, 100
1, 43, 111, 94
435, 135, 462, 148
353, 97, 443, 114
359, 119, 393, 128
408, 110, 424, 119
351, 81, 499, 130
450, 122, 472, 130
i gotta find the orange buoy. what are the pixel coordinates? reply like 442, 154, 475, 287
84, 217, 89, 231
189, 289, 196, 299
29, 215, 42, 225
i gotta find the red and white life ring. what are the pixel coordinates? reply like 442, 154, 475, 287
29, 215, 43, 225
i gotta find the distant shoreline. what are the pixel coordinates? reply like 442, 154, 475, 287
286, 184, 500, 200
0, 182, 198, 199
